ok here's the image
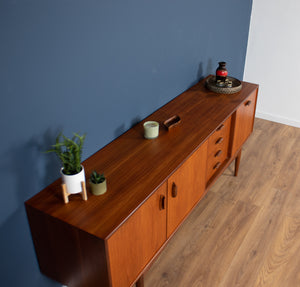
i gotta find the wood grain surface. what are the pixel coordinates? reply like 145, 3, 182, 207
25, 77, 258, 240
107, 183, 167, 287
25, 76, 259, 287
167, 140, 208, 237
232, 90, 257, 156
145, 118, 300, 287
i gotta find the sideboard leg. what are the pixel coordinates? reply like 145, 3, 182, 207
234, 149, 242, 176
136, 275, 144, 287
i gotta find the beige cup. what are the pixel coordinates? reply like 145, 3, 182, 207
143, 121, 159, 139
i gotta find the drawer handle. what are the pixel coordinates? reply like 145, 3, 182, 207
215, 137, 223, 144
172, 182, 178, 198
213, 162, 221, 170
215, 150, 222, 157
245, 100, 252, 106
216, 124, 225, 131
159, 195, 166, 210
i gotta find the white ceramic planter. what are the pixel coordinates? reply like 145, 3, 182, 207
60, 165, 86, 194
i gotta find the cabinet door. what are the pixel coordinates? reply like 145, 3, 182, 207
232, 90, 258, 156
167, 141, 208, 238
107, 183, 167, 287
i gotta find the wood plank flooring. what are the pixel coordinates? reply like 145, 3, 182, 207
144, 118, 300, 287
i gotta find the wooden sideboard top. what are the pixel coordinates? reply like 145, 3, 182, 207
25, 76, 258, 240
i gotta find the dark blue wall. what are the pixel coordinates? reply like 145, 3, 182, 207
0, 0, 252, 285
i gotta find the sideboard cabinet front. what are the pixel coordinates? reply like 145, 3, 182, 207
25, 77, 259, 287
167, 141, 208, 238
107, 183, 167, 287
232, 90, 258, 156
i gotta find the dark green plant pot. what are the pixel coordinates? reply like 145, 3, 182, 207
90, 179, 107, 196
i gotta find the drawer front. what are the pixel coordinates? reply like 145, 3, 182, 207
207, 116, 231, 155
206, 116, 231, 181
206, 149, 228, 180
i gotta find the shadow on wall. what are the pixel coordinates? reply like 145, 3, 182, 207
0, 57, 215, 286
114, 116, 142, 138
113, 59, 215, 140
189, 59, 214, 88
0, 206, 60, 286
0, 128, 61, 222
0, 129, 62, 286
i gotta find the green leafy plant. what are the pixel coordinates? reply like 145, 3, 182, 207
90, 171, 105, 184
46, 132, 86, 175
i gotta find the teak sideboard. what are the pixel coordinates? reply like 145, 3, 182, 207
25, 76, 258, 287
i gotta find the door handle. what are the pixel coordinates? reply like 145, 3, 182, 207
245, 100, 252, 106
159, 195, 166, 210
172, 182, 178, 198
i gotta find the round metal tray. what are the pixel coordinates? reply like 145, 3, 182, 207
205, 76, 242, 94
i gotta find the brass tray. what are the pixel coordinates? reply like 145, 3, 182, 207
205, 76, 242, 94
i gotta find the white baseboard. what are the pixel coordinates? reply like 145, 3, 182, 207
255, 111, 300, 128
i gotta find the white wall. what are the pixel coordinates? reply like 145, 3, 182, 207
244, 0, 300, 128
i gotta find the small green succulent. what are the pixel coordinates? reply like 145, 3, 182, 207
90, 171, 105, 184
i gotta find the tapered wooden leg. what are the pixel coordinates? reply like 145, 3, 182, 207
81, 181, 88, 201
136, 275, 144, 287
62, 182, 87, 203
62, 183, 69, 204
234, 149, 242, 176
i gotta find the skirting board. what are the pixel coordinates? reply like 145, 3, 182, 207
256, 111, 300, 128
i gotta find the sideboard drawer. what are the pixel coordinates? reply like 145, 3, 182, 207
206, 149, 227, 180
206, 116, 231, 181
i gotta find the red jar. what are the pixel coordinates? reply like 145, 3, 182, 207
216, 62, 228, 82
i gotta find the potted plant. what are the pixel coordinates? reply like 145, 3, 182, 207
90, 171, 107, 195
46, 132, 86, 195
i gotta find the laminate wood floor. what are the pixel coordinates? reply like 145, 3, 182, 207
145, 118, 300, 287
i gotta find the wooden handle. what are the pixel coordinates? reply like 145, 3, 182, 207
172, 182, 178, 198
159, 195, 166, 210
213, 162, 221, 170
164, 115, 181, 130
216, 124, 225, 131
245, 100, 252, 106
215, 150, 222, 157
215, 137, 224, 144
